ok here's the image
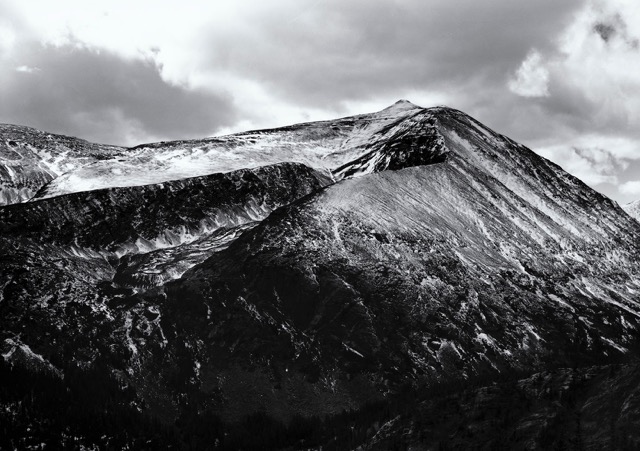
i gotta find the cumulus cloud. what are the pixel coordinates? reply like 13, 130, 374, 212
529, 1, 640, 201
536, 136, 640, 203
0, 27, 15, 55
15, 65, 39, 73
508, 50, 550, 97
537, 143, 631, 186
549, 1, 640, 130
0, 0, 583, 141
620, 181, 640, 196
0, 42, 237, 145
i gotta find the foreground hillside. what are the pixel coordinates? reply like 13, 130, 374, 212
2, 101, 640, 449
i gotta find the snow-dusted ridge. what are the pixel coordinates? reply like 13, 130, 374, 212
0, 123, 124, 205
28, 101, 433, 200
0, 101, 534, 204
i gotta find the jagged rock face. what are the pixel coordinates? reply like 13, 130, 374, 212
2, 103, 640, 437
0, 124, 123, 205
333, 107, 447, 178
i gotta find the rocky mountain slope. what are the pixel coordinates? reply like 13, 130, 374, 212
1, 162, 330, 285
160, 106, 640, 420
0, 123, 124, 205
2, 101, 640, 449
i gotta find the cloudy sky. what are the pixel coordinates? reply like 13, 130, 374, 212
1, 1, 639, 203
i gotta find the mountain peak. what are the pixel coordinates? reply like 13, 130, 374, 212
381, 99, 422, 112
394, 98, 418, 105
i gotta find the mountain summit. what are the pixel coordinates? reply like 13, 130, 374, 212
2, 102, 640, 449
381, 98, 422, 111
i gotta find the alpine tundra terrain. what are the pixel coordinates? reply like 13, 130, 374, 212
2, 100, 640, 449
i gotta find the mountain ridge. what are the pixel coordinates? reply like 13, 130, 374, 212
0, 123, 125, 205
11, 102, 427, 202
2, 101, 640, 448
2, 103, 474, 204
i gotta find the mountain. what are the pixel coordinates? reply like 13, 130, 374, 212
0, 123, 124, 205
2, 101, 640, 449
28, 100, 437, 201
1, 102, 424, 205
624, 199, 640, 222
160, 106, 640, 418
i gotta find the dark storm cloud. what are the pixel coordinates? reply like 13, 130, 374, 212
0, 0, 587, 146
201, 0, 583, 109
470, 78, 596, 145
0, 43, 237, 146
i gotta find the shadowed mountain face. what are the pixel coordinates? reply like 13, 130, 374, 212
2, 102, 640, 448
362, 363, 640, 450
